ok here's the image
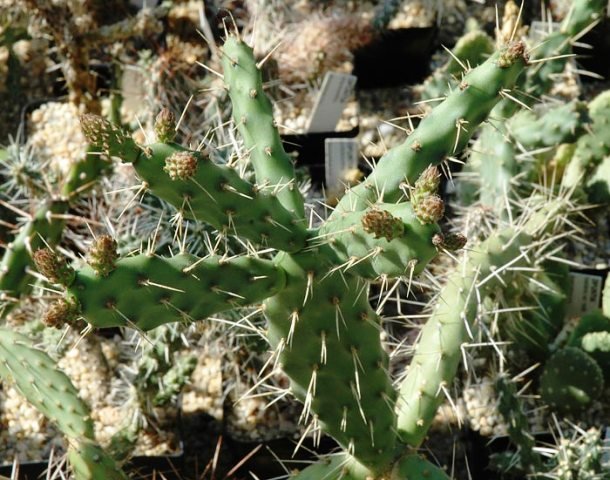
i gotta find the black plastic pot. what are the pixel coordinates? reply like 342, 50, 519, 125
0, 445, 184, 480
282, 125, 360, 187
353, 27, 438, 89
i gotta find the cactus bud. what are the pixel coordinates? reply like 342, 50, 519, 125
33, 248, 74, 286
79, 114, 140, 163
88, 235, 118, 277
361, 209, 404, 241
414, 194, 445, 224
164, 152, 199, 180
44, 298, 80, 328
414, 166, 441, 197
432, 232, 467, 251
154, 108, 177, 143
497, 40, 528, 68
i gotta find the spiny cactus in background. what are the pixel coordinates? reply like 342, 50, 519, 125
562, 90, 610, 202
0, 146, 110, 315
20, 29, 531, 478
0, 328, 127, 479
457, 0, 604, 217
491, 375, 542, 475
539, 347, 604, 413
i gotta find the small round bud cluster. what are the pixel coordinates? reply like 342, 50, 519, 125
432, 232, 467, 251
88, 235, 119, 277
361, 209, 404, 241
164, 151, 198, 180
33, 248, 74, 286
43, 298, 80, 328
497, 41, 528, 68
154, 108, 177, 143
411, 166, 445, 224
414, 166, 441, 196
413, 194, 445, 224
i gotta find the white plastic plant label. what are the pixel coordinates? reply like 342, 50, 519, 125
324, 138, 358, 190
567, 271, 604, 317
307, 72, 357, 133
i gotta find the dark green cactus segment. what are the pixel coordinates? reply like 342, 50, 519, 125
586, 156, 610, 203
334, 42, 528, 214
87, 235, 118, 277
68, 440, 129, 480
290, 453, 373, 480
396, 224, 536, 447
540, 347, 604, 413
560, 0, 606, 37
0, 328, 94, 440
154, 108, 177, 143
80, 114, 141, 164
563, 91, 610, 196
458, 124, 516, 214
62, 147, 113, 198
420, 27, 494, 101
0, 199, 69, 302
264, 252, 397, 472
132, 142, 308, 252
508, 101, 589, 150
319, 202, 440, 278
33, 248, 75, 285
503, 264, 568, 359
568, 310, 610, 381
526, 0, 604, 98
67, 253, 286, 330
393, 454, 450, 479
495, 375, 542, 473
221, 36, 305, 219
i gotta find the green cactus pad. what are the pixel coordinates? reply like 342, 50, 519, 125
392, 454, 450, 479
67, 253, 286, 330
562, 91, 610, 195
568, 310, 610, 381
0, 199, 69, 302
395, 206, 556, 446
319, 202, 441, 278
264, 251, 397, 472
495, 375, 541, 473
222, 36, 305, 219
539, 347, 604, 413
131, 142, 308, 252
0, 328, 94, 440
290, 453, 373, 480
334, 41, 527, 214
503, 264, 568, 359
419, 28, 494, 101
68, 440, 129, 480
508, 101, 588, 150
586, 155, 610, 203
525, 0, 605, 98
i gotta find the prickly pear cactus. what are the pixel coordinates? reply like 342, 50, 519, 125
539, 347, 604, 413
0, 328, 127, 479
